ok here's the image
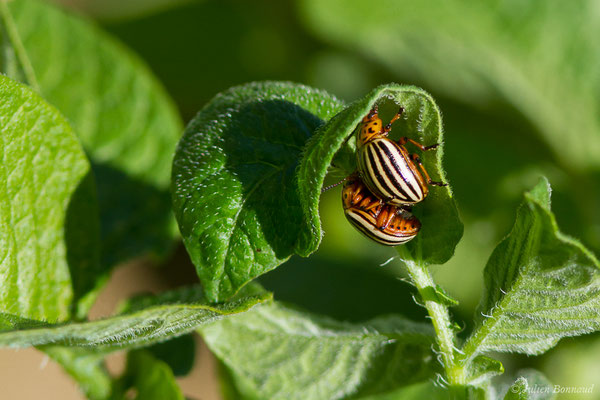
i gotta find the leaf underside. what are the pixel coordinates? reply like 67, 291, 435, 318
0, 285, 271, 350
202, 302, 439, 400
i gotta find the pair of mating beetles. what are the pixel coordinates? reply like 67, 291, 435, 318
341, 104, 445, 246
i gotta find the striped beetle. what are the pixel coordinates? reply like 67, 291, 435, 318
342, 175, 420, 246
356, 104, 446, 206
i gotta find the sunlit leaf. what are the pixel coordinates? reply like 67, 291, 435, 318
0, 74, 100, 322
172, 81, 343, 301
2, 0, 183, 268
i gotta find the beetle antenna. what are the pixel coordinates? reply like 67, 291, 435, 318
321, 176, 351, 193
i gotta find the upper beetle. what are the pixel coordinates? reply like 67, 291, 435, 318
356, 104, 446, 206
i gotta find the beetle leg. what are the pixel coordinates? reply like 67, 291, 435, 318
363, 196, 383, 212
383, 107, 405, 133
410, 154, 448, 187
376, 205, 395, 230
350, 183, 366, 206
398, 137, 440, 151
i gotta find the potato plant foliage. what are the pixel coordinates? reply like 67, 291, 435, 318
1, 0, 599, 399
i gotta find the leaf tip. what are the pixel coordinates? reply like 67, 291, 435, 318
525, 176, 552, 210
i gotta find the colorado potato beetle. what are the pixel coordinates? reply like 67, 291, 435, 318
356, 104, 446, 206
342, 175, 420, 246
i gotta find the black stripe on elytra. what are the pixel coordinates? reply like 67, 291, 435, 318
371, 143, 414, 201
348, 210, 410, 245
376, 141, 421, 201
363, 145, 402, 200
349, 212, 398, 244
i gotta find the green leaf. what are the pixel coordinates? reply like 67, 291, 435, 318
0, 285, 271, 349
217, 361, 256, 400
357, 380, 488, 400
505, 378, 529, 400
145, 333, 195, 377
417, 284, 460, 307
465, 355, 503, 386
172, 81, 343, 301
201, 301, 438, 400
119, 350, 185, 400
354, 381, 448, 400
68, 0, 193, 22
42, 346, 112, 400
461, 178, 600, 361
502, 369, 554, 400
2, 0, 183, 268
299, 0, 600, 172
0, 74, 100, 322
299, 84, 462, 264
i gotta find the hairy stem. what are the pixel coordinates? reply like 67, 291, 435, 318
0, 0, 40, 91
401, 257, 466, 385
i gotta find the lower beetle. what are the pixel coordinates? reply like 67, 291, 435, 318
342, 175, 420, 246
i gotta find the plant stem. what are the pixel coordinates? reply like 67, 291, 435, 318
0, 0, 40, 91
402, 258, 466, 385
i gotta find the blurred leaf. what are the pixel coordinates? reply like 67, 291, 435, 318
217, 366, 486, 400
56, 0, 194, 22
201, 301, 438, 400
502, 369, 554, 400
172, 81, 343, 301
0, 75, 100, 322
0, 285, 271, 349
360, 383, 487, 400
259, 254, 428, 323
1, 0, 183, 268
217, 360, 256, 400
505, 378, 529, 400
299, 84, 462, 264
118, 350, 185, 400
461, 178, 600, 361
299, 0, 600, 172
42, 346, 112, 400
539, 333, 600, 399
106, 1, 324, 120
145, 333, 195, 377
355, 381, 453, 400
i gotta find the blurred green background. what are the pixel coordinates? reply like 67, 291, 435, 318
53, 0, 600, 397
